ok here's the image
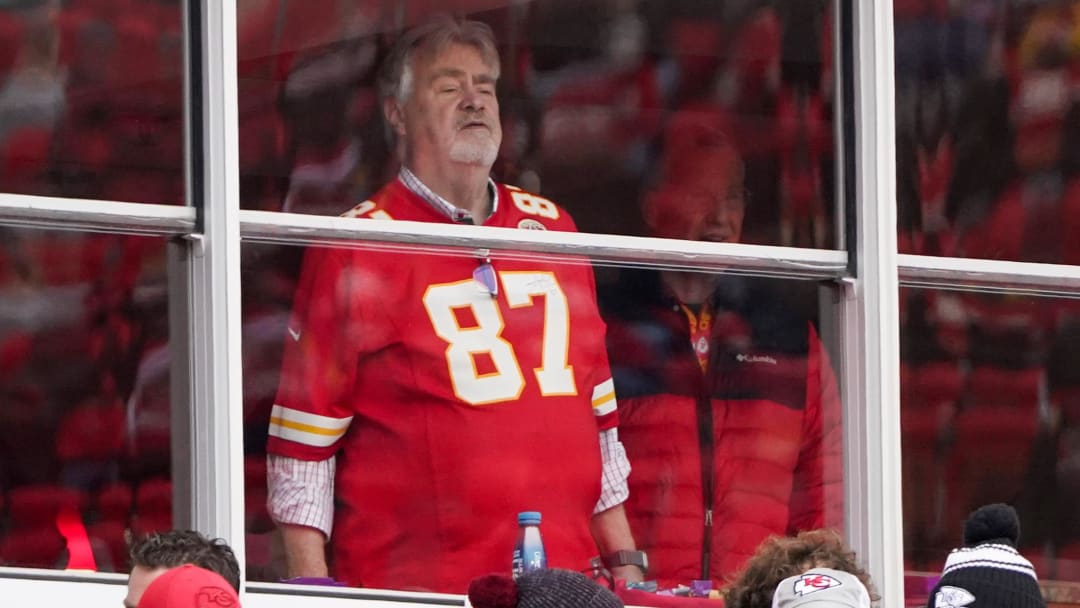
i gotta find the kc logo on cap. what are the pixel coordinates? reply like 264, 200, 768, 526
794, 573, 842, 596
772, 568, 872, 608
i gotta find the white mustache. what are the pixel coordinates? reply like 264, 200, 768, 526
456, 115, 492, 131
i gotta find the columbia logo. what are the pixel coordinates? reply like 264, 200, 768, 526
736, 354, 777, 365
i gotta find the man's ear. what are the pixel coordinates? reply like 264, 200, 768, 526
383, 96, 407, 138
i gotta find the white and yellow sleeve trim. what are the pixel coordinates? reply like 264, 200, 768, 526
591, 378, 617, 417
269, 405, 353, 448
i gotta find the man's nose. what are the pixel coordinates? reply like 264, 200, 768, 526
461, 86, 486, 112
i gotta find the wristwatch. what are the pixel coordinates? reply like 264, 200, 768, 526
601, 550, 649, 575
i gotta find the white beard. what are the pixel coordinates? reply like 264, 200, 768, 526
449, 135, 498, 166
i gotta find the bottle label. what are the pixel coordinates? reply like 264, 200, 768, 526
511, 546, 547, 579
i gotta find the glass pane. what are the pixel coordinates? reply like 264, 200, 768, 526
241, 240, 845, 592
236, 1, 840, 248
0, 1, 183, 203
895, 2, 1079, 262
900, 287, 1080, 603
0, 228, 171, 572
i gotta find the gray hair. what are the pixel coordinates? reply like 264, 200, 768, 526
377, 15, 501, 104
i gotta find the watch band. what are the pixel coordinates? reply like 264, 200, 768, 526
601, 550, 649, 575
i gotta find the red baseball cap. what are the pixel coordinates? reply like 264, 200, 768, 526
138, 564, 240, 608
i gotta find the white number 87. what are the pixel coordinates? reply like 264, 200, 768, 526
422, 271, 578, 405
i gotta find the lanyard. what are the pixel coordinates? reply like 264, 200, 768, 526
679, 301, 714, 373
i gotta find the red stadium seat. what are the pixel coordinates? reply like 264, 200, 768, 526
8, 484, 87, 528
95, 481, 133, 523
665, 18, 723, 101
959, 184, 1026, 261
131, 477, 173, 536
0, 528, 66, 569
55, 7, 93, 66
0, 127, 53, 195
0, 331, 33, 380
944, 407, 1040, 532
56, 402, 125, 463
901, 400, 952, 567
905, 361, 965, 410
131, 476, 173, 536
130, 512, 172, 536
964, 366, 1044, 409
135, 478, 172, 516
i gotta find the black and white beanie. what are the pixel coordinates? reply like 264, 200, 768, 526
927, 503, 1046, 608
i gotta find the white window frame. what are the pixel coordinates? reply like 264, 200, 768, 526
4, 0, 1078, 606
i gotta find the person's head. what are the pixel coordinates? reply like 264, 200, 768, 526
643, 138, 746, 243
467, 568, 624, 608
125, 530, 241, 608
379, 16, 502, 174
771, 568, 872, 608
136, 564, 240, 608
926, 503, 1046, 608
723, 529, 878, 608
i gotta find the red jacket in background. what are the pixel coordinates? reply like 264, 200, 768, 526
601, 271, 844, 588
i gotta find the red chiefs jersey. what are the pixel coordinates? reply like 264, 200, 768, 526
267, 177, 618, 592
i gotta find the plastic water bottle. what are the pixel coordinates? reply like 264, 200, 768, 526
511, 511, 547, 579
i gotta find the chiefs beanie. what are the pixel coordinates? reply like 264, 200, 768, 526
927, 503, 1045, 608
138, 564, 240, 608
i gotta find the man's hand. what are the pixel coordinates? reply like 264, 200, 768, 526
279, 524, 330, 579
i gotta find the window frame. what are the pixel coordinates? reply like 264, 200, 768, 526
6, 0, 1076, 605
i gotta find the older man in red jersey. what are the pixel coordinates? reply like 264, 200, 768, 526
265, 16, 643, 593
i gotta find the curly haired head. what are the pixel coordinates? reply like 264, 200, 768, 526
722, 529, 878, 608
128, 530, 241, 592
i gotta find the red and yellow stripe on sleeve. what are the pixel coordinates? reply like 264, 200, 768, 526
268, 405, 352, 458
591, 378, 618, 430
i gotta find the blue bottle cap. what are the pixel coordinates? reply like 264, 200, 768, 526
517, 511, 542, 525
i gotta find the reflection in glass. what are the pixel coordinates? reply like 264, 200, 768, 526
0, 228, 170, 572
236, 0, 839, 248
895, 2, 1080, 262
0, 1, 183, 203
599, 269, 844, 587
900, 287, 1080, 597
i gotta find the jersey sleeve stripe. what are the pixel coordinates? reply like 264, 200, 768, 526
269, 421, 344, 448
591, 378, 615, 401
268, 405, 352, 448
271, 405, 352, 431
269, 416, 346, 437
592, 392, 615, 408
593, 398, 617, 417
591, 378, 617, 417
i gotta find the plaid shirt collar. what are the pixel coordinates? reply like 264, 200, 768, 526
398, 166, 498, 225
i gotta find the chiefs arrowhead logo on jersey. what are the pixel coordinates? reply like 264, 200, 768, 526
934, 586, 976, 608
793, 573, 842, 596
517, 218, 546, 230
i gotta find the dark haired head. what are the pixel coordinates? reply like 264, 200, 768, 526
129, 530, 241, 592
